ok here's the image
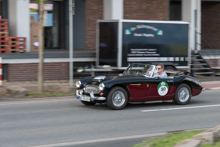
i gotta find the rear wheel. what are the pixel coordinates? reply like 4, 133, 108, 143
81, 101, 96, 106
107, 86, 128, 110
174, 83, 191, 105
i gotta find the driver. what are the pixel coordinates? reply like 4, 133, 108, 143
157, 63, 167, 77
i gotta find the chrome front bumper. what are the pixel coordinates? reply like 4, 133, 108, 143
76, 90, 106, 101
202, 88, 205, 91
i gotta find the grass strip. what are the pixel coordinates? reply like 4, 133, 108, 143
0, 90, 74, 98
134, 137, 161, 147
134, 130, 205, 147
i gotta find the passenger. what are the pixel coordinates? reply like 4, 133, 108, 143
157, 63, 167, 77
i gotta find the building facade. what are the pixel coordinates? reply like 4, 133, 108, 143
0, 0, 219, 81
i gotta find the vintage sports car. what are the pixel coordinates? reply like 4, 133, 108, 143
76, 63, 205, 110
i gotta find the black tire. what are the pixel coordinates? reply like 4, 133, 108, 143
174, 83, 191, 105
165, 66, 175, 71
106, 86, 128, 110
81, 101, 96, 106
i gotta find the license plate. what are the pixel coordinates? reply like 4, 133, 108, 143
81, 95, 90, 102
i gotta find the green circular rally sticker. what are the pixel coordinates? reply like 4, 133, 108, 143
157, 81, 169, 96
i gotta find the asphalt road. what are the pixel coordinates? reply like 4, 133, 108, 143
1, 89, 220, 147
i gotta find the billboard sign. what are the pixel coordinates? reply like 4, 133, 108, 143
122, 22, 189, 67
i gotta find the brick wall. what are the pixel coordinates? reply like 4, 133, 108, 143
0, 2, 2, 17
124, 0, 169, 20
202, 2, 220, 49
85, 0, 103, 50
8, 63, 69, 82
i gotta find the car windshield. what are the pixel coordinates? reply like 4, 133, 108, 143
123, 63, 151, 76
145, 65, 156, 77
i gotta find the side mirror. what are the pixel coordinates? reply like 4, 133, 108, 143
77, 67, 84, 73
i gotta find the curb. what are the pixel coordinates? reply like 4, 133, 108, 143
206, 87, 220, 90
174, 125, 220, 147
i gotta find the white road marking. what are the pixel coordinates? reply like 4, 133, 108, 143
28, 132, 167, 147
141, 104, 220, 112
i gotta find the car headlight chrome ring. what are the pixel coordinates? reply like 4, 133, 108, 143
99, 83, 105, 91
76, 81, 81, 88
196, 80, 202, 87
198, 81, 202, 87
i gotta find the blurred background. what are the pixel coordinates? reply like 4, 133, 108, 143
0, 0, 219, 82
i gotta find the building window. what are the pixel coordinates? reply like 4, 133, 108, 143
170, 0, 182, 20
29, 1, 60, 49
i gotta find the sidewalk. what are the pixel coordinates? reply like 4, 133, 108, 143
0, 80, 78, 92
197, 76, 220, 90
201, 81, 220, 90
0, 76, 219, 92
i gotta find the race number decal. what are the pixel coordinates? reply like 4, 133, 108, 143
157, 82, 169, 96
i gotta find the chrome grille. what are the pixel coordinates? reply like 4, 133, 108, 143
85, 86, 100, 94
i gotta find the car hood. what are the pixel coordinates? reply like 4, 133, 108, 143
86, 75, 145, 86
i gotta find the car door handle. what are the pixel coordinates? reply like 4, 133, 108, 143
130, 84, 141, 86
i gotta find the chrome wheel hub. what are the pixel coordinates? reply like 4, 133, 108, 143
178, 87, 189, 102
112, 91, 125, 107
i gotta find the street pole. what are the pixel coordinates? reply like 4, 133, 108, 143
38, 0, 44, 92
69, 0, 74, 87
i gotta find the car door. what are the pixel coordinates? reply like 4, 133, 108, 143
127, 79, 152, 101
147, 77, 174, 100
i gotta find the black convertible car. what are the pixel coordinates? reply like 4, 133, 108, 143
76, 63, 205, 110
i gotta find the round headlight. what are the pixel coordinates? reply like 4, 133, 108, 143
76, 81, 81, 88
99, 83, 105, 91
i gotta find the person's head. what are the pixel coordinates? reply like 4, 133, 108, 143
157, 63, 164, 74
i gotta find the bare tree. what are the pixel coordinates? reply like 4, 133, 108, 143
38, 0, 44, 92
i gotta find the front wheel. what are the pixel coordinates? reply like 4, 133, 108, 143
107, 86, 128, 110
174, 83, 191, 105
